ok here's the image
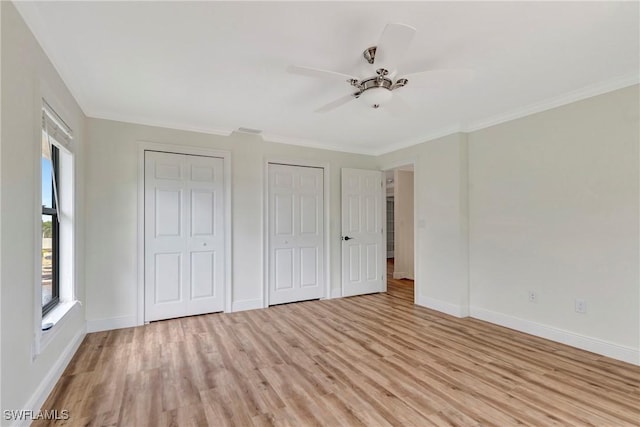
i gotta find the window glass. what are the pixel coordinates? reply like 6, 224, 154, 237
41, 137, 59, 314
42, 214, 54, 306
42, 145, 54, 210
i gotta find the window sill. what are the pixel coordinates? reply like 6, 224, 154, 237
38, 300, 81, 355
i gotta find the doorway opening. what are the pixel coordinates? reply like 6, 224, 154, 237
385, 165, 414, 298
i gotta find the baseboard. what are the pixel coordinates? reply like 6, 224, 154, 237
15, 327, 86, 427
470, 306, 640, 366
393, 271, 415, 280
416, 295, 469, 318
86, 315, 138, 333
231, 298, 263, 312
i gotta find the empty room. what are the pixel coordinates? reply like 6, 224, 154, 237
1, 1, 639, 426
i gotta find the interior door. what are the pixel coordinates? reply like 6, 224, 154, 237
341, 168, 385, 297
268, 163, 324, 305
145, 151, 225, 321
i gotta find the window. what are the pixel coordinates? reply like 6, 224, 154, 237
40, 101, 73, 318
42, 142, 60, 315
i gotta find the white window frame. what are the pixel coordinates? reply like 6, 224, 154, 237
33, 100, 80, 357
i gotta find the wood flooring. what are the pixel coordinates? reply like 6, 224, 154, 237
36, 267, 640, 426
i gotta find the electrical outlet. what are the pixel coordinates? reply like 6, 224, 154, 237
528, 291, 537, 303
575, 299, 587, 314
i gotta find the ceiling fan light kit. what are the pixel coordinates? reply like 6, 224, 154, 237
358, 86, 393, 109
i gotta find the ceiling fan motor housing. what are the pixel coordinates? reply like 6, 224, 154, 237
361, 76, 393, 91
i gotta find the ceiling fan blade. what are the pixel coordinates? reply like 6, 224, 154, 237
374, 23, 416, 72
400, 68, 475, 88
287, 65, 357, 82
315, 93, 357, 113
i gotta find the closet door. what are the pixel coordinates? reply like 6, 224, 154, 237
268, 164, 324, 305
145, 151, 224, 321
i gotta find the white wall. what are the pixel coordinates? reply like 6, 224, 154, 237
378, 85, 639, 364
378, 133, 470, 317
1, 1, 87, 415
393, 170, 414, 280
469, 85, 639, 363
84, 119, 377, 329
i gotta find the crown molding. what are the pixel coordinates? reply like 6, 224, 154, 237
371, 125, 464, 156
87, 113, 377, 155
260, 132, 377, 156
88, 112, 234, 137
462, 73, 640, 133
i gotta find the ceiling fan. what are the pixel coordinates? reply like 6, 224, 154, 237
288, 23, 473, 113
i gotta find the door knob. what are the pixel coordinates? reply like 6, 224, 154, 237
342, 236, 353, 241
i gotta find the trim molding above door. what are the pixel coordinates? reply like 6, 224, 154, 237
136, 141, 232, 326
262, 157, 331, 308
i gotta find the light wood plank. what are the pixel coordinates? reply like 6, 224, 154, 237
33, 262, 640, 426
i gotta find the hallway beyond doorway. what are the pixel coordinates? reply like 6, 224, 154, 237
386, 258, 414, 303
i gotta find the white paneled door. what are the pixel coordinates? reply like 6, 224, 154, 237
268, 164, 324, 305
341, 168, 385, 297
145, 151, 225, 321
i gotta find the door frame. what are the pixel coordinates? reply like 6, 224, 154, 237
380, 157, 418, 304
137, 141, 232, 325
263, 157, 330, 308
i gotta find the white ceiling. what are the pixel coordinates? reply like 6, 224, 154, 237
15, 1, 639, 155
